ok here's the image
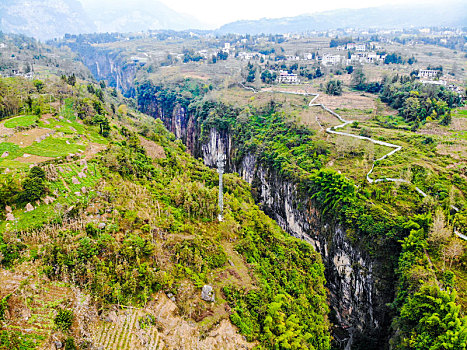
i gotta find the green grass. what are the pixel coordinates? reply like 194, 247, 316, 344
0, 142, 27, 169
37, 118, 86, 135
61, 98, 76, 121
22, 137, 85, 158
0, 142, 23, 158
4, 115, 38, 128
453, 109, 467, 118
0, 330, 44, 350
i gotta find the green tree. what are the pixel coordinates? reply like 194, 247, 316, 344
263, 295, 312, 350
325, 80, 343, 96
402, 97, 420, 122
246, 62, 256, 83
33, 79, 44, 92
18, 166, 46, 204
93, 114, 110, 137
67, 74, 76, 86
399, 284, 467, 349
352, 68, 366, 88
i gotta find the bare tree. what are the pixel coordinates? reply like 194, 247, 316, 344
445, 239, 464, 268
428, 208, 451, 263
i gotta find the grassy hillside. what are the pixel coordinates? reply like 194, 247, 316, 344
0, 76, 330, 349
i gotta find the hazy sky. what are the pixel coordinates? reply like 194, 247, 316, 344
79, 0, 439, 28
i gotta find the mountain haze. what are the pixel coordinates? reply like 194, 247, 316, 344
218, 1, 467, 34
0, 0, 203, 41
81, 0, 204, 33
0, 0, 96, 41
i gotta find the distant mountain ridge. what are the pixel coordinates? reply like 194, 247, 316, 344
0, 0, 95, 41
82, 0, 203, 33
218, 2, 467, 34
0, 0, 203, 41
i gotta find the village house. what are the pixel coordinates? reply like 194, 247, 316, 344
419, 69, 440, 79
355, 44, 366, 52
346, 43, 366, 51
286, 55, 300, 61
222, 43, 231, 54
447, 84, 465, 96
277, 70, 300, 84
238, 52, 264, 61
322, 54, 342, 66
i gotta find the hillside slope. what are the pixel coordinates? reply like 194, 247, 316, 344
0, 75, 331, 349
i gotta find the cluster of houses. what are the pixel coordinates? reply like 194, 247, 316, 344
320, 52, 385, 66
418, 69, 464, 96
336, 43, 367, 51
0, 69, 34, 79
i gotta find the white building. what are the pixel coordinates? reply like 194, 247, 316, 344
419, 70, 440, 79
223, 43, 231, 54
286, 55, 300, 61
346, 43, 366, 51
322, 54, 342, 66
420, 80, 446, 86
238, 52, 264, 61
277, 70, 300, 84
447, 84, 464, 95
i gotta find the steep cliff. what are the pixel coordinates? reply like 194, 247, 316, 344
52, 42, 140, 96
82, 49, 139, 97
139, 97, 395, 349
201, 129, 392, 348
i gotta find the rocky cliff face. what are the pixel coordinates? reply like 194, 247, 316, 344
80, 49, 138, 97
141, 102, 393, 349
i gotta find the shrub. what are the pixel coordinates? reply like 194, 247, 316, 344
64, 337, 76, 350
54, 309, 74, 332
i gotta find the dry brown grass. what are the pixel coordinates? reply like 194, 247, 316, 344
13, 154, 54, 164
6, 128, 54, 147
299, 105, 342, 130
139, 136, 166, 159
84, 142, 107, 160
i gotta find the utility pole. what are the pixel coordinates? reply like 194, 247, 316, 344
217, 153, 226, 222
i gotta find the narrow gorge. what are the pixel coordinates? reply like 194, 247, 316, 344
138, 91, 397, 349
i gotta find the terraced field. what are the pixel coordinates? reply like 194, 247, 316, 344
0, 268, 72, 348
1, 159, 103, 232
92, 309, 161, 350
90, 293, 254, 350
0, 99, 106, 170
